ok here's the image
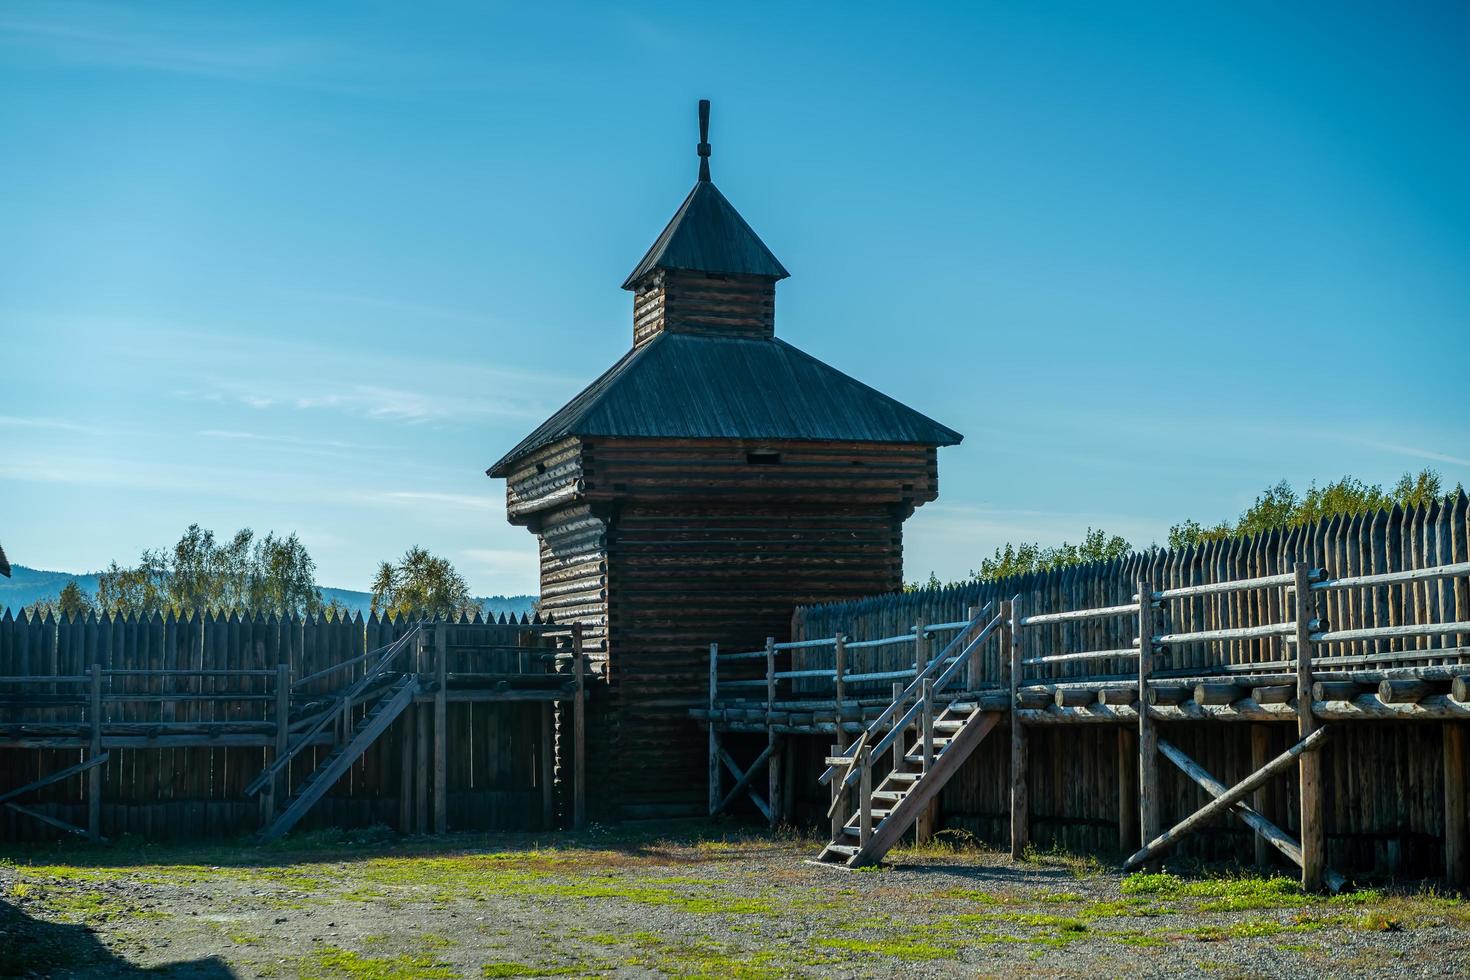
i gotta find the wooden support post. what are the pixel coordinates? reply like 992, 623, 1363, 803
399, 703, 415, 833
87, 663, 102, 842
708, 643, 720, 816
891, 682, 905, 770
1008, 597, 1028, 860
858, 744, 873, 847
916, 676, 938, 844
765, 637, 778, 828
1295, 562, 1324, 891
1138, 580, 1159, 858
963, 605, 980, 690
829, 743, 846, 842
270, 663, 289, 820
914, 621, 928, 679
834, 634, 847, 752
1251, 724, 1271, 868
1446, 722, 1467, 888
415, 689, 430, 834
434, 623, 448, 835
540, 701, 555, 829
572, 625, 586, 830
1118, 725, 1138, 852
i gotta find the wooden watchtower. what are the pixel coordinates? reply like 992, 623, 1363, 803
488, 101, 961, 819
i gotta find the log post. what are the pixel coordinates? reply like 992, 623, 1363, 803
572, 625, 587, 829
414, 628, 429, 833
1446, 722, 1467, 888
1295, 562, 1324, 892
1117, 725, 1138, 852
88, 663, 102, 842
766, 636, 778, 828
834, 634, 847, 751
891, 682, 905, 771
270, 662, 289, 820
399, 703, 415, 833
708, 643, 720, 816
1251, 724, 1271, 868
1008, 597, 1028, 860
964, 604, 981, 689
829, 743, 846, 842
1138, 580, 1159, 858
858, 744, 873, 847
434, 622, 448, 835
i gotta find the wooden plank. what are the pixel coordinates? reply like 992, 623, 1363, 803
572, 625, 586, 829
708, 643, 719, 815
88, 663, 102, 841
434, 623, 448, 834
1446, 722, 1467, 887
1118, 725, 1138, 850
0, 753, 110, 805
1251, 724, 1271, 868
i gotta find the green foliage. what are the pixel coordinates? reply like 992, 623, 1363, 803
1169, 468, 1464, 549
975, 527, 1132, 580
370, 546, 479, 620
94, 524, 323, 617
25, 579, 95, 619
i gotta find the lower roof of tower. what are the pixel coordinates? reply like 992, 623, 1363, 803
487, 332, 963, 478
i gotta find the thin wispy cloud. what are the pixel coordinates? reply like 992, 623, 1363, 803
371, 491, 500, 513
0, 415, 103, 434
198, 429, 384, 453
1354, 439, 1470, 470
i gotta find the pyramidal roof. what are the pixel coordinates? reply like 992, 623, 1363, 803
621, 179, 789, 288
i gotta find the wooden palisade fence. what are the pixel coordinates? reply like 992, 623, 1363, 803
699, 494, 1470, 887
0, 612, 589, 842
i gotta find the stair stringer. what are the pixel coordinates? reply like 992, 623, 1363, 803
846, 710, 1002, 868
258, 676, 420, 843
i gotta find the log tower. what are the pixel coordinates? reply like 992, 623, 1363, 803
488, 101, 962, 819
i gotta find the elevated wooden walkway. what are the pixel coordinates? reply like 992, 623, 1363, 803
698, 560, 1470, 888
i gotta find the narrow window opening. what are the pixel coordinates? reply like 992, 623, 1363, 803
535, 462, 547, 474
746, 451, 781, 465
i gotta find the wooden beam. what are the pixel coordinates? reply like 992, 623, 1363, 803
540, 701, 555, 828
1446, 722, 1467, 888
712, 741, 778, 815
1295, 562, 1325, 892
766, 636, 778, 828
1155, 738, 1346, 893
6, 801, 102, 841
399, 703, 414, 833
1126, 728, 1330, 869
833, 633, 847, 753
1008, 597, 1028, 860
0, 752, 110, 806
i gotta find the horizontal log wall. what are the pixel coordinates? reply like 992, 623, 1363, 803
0, 613, 555, 841
633, 269, 776, 347
788, 493, 1470, 876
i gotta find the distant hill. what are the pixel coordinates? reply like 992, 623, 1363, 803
0, 565, 537, 619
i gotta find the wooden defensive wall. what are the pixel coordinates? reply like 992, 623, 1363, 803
700, 499, 1470, 889
0, 615, 588, 842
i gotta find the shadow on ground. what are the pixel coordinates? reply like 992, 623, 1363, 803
0, 900, 233, 978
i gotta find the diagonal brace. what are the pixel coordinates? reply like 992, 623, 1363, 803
1149, 735, 1346, 893
713, 741, 778, 816
1126, 727, 1329, 869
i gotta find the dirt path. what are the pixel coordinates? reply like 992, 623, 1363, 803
2, 822, 1468, 978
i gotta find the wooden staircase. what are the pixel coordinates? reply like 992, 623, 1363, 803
814, 606, 1005, 868
258, 673, 419, 842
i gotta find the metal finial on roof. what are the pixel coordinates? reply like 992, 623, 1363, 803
697, 99, 711, 182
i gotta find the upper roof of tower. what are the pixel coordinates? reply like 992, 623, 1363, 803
621, 100, 789, 289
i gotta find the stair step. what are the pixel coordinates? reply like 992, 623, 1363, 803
935, 719, 965, 732
887, 771, 923, 783
824, 843, 861, 857
872, 789, 907, 803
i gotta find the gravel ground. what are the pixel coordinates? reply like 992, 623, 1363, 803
2, 821, 1468, 978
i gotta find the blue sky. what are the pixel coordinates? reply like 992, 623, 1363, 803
2, 1, 1467, 596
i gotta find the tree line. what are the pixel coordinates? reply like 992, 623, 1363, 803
27, 525, 489, 621
907, 467, 1464, 590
